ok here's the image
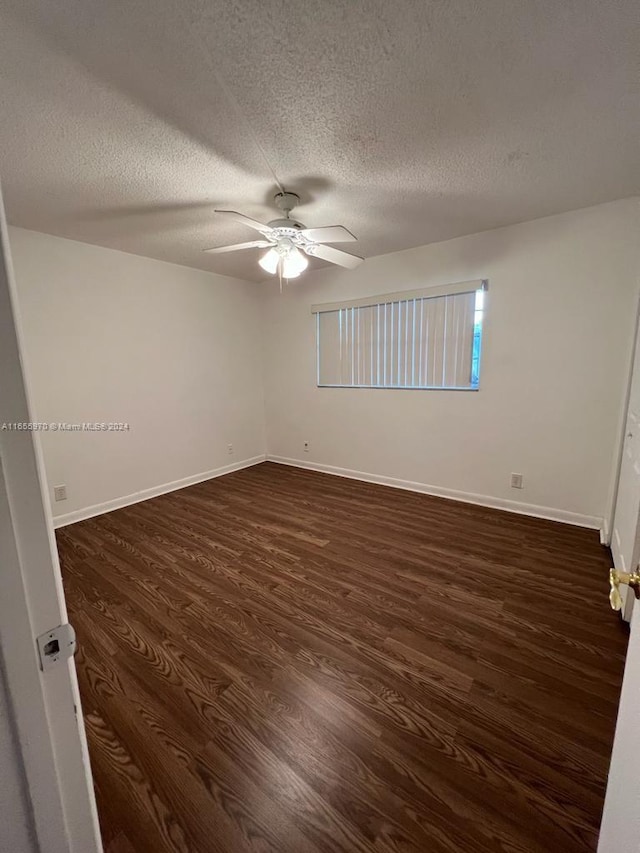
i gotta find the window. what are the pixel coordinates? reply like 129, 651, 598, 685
314, 279, 486, 390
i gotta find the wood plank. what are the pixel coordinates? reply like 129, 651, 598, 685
57, 462, 629, 852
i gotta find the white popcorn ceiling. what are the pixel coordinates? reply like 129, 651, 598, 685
0, 0, 638, 282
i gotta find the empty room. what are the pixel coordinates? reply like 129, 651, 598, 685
0, 1, 639, 852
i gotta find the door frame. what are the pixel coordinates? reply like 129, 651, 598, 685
0, 182, 101, 852
607, 290, 640, 621
607, 293, 640, 540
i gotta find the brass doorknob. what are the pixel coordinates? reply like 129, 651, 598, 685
609, 568, 640, 611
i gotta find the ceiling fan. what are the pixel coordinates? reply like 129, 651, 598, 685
203, 191, 364, 279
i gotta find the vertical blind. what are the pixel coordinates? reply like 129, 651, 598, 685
314, 281, 485, 389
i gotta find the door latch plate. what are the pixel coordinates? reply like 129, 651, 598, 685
36, 623, 76, 671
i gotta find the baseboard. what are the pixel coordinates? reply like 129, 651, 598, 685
600, 518, 610, 546
52, 454, 267, 528
266, 455, 603, 531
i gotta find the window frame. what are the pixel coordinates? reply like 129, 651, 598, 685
313, 279, 487, 392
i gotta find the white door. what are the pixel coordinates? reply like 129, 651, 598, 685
0, 183, 101, 853
611, 308, 640, 622
598, 590, 640, 852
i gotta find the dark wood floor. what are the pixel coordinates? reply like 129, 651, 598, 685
57, 462, 629, 853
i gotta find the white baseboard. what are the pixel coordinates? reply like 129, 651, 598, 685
600, 518, 610, 546
266, 455, 603, 531
52, 454, 266, 528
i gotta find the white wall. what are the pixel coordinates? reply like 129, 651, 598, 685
263, 199, 640, 530
9, 228, 266, 523
10, 200, 640, 531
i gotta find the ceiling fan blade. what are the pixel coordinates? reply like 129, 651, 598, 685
214, 210, 274, 235
300, 225, 357, 243
203, 240, 272, 254
305, 244, 364, 269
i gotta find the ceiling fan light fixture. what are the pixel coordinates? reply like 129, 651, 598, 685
258, 247, 280, 274
282, 247, 308, 279
259, 244, 308, 279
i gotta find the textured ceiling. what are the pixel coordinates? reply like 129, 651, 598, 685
0, 0, 638, 282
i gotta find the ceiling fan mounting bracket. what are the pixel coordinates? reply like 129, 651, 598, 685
274, 191, 300, 216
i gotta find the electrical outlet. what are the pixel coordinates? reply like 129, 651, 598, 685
510, 473, 524, 490
227, 444, 234, 455
303, 441, 310, 452
53, 484, 67, 502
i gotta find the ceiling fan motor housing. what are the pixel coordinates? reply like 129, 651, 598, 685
267, 218, 305, 234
